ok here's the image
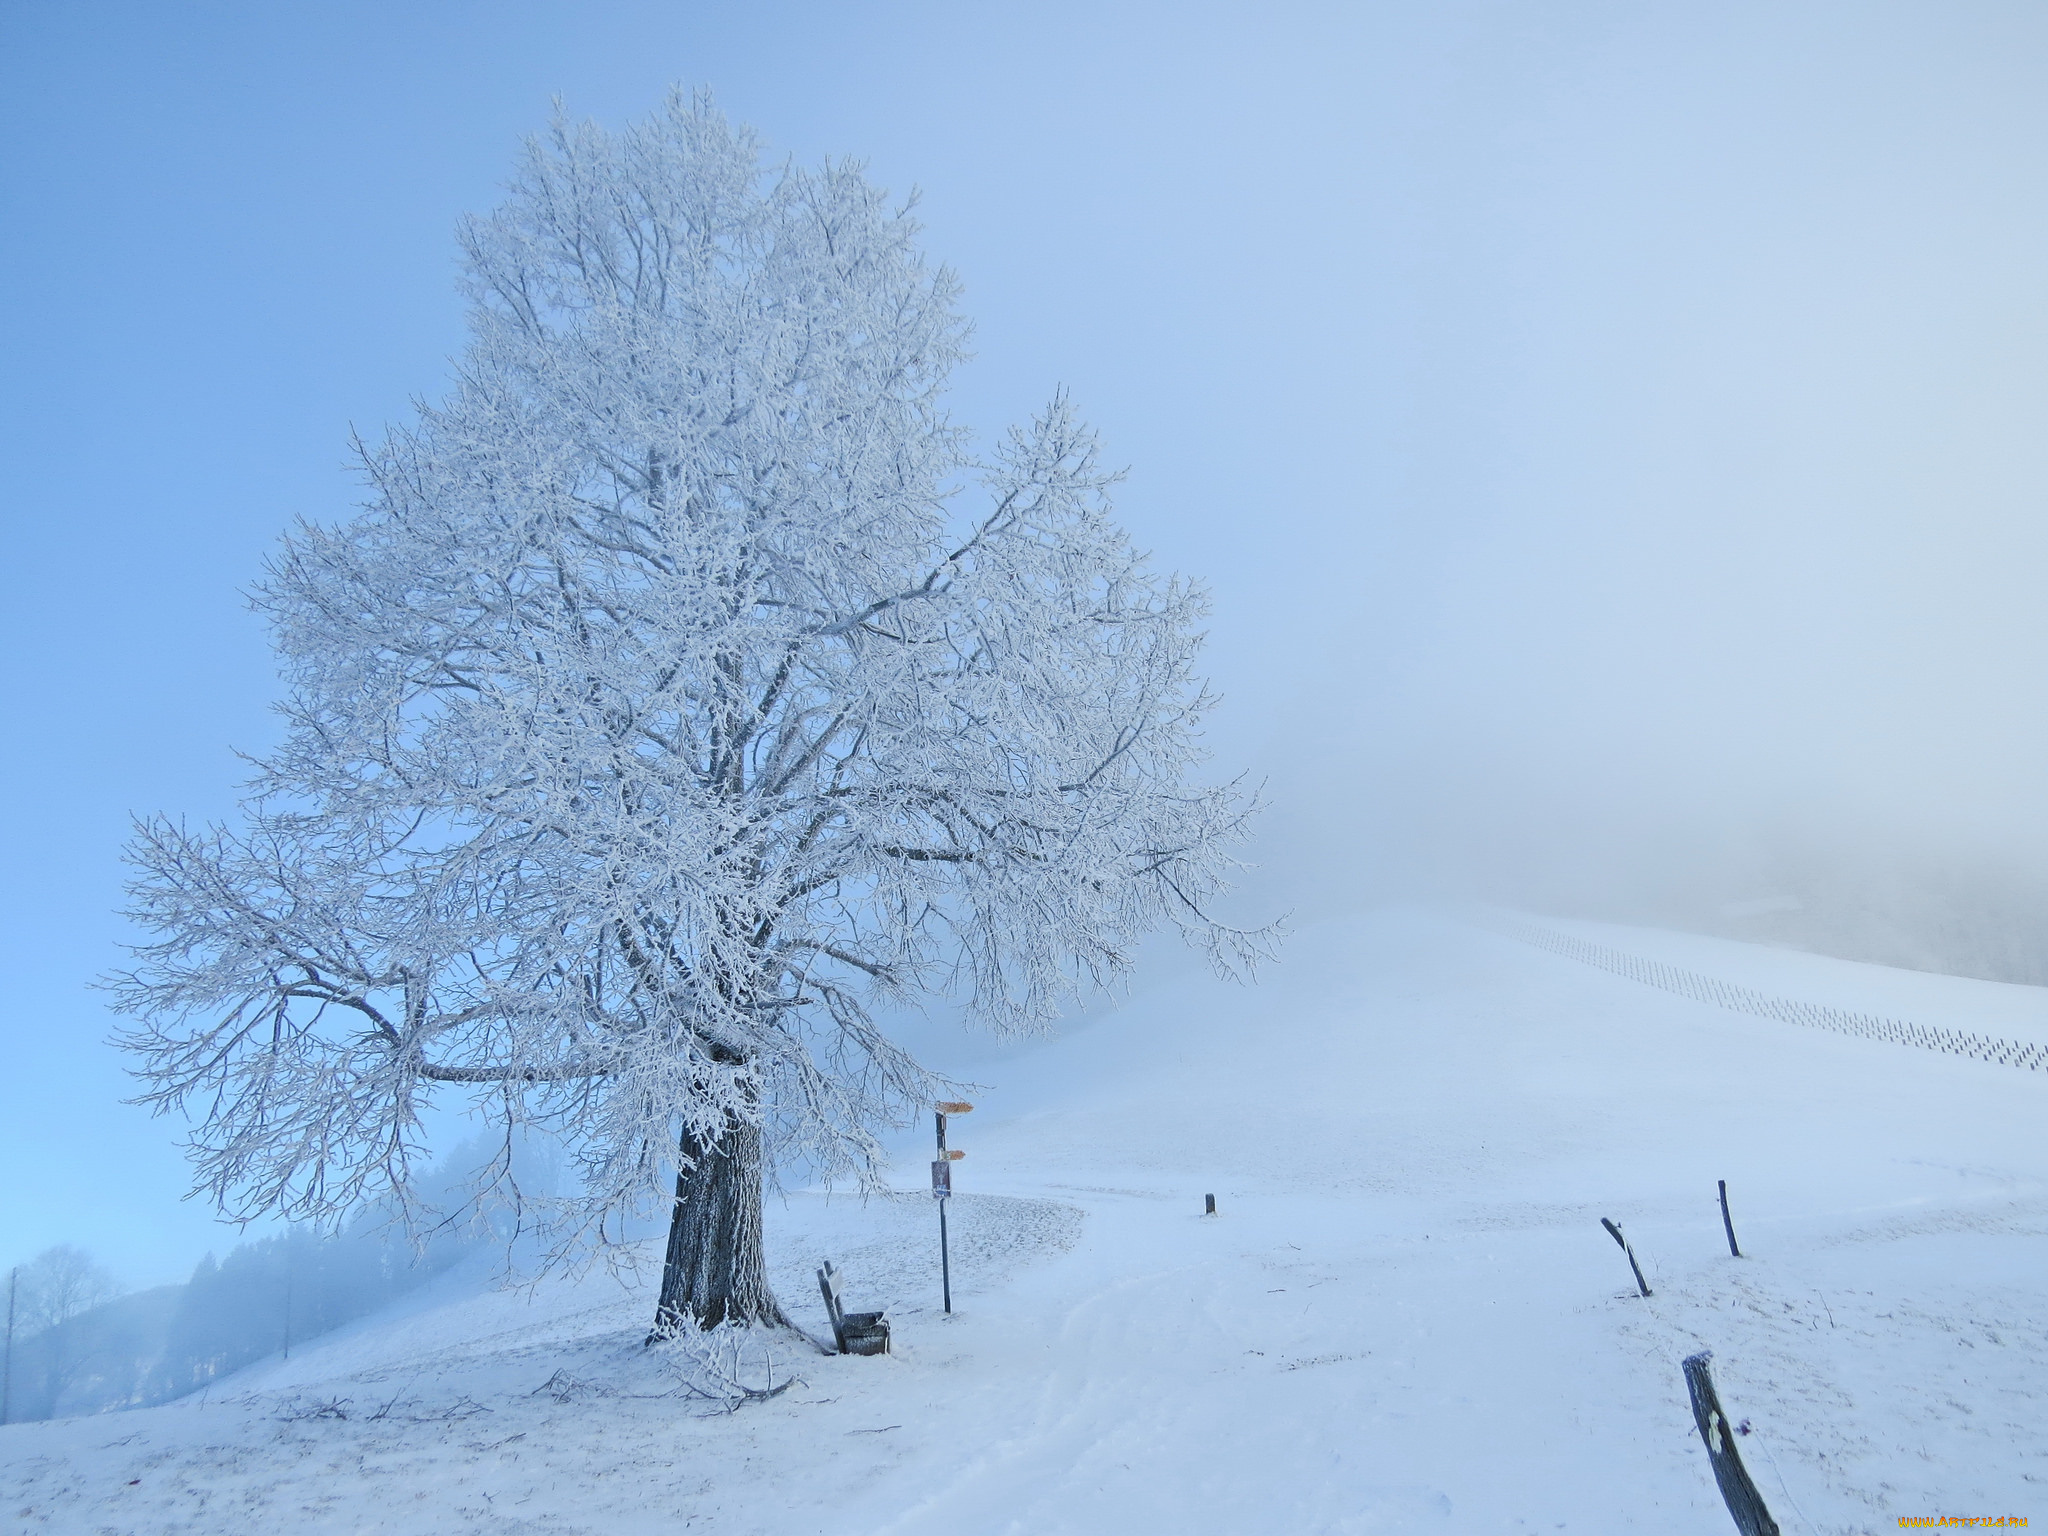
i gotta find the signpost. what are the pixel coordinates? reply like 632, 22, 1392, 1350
934, 1101, 973, 1313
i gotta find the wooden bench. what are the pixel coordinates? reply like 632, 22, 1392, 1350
816, 1261, 890, 1355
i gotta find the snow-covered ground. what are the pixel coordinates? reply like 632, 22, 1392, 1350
7, 908, 2045, 1533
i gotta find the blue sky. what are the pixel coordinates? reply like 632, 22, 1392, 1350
7, 1, 2048, 1286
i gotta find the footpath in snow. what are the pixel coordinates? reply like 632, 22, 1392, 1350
5, 908, 2045, 1534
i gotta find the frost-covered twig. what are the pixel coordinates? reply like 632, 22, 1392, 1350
529, 1370, 616, 1404
279, 1396, 353, 1422
650, 1321, 804, 1413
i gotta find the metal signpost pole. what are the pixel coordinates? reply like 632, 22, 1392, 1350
936, 1109, 952, 1313
933, 1102, 973, 1315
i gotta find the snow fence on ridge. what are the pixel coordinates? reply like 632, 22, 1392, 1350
1496, 914, 2048, 1073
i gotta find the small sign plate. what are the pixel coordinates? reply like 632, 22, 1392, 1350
931, 1159, 952, 1199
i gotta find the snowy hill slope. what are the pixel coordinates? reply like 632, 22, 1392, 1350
6, 908, 2046, 1533
1517, 909, 2048, 1052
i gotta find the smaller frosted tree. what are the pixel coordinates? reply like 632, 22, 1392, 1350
111, 91, 1266, 1336
13, 1246, 122, 1336
6, 1245, 123, 1419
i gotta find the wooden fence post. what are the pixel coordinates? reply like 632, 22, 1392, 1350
1681, 1351, 1780, 1536
1600, 1217, 1652, 1297
1718, 1180, 1742, 1258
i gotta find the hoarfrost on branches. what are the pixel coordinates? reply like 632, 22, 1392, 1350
109, 89, 1267, 1323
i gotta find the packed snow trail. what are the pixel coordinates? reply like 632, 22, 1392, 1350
6, 909, 2046, 1532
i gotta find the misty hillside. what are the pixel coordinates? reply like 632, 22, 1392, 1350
4, 909, 2042, 1534
2, 1167, 529, 1425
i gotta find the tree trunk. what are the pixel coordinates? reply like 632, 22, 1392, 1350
650, 1111, 787, 1337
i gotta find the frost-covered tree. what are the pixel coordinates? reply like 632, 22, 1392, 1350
6, 1245, 124, 1418
14, 1245, 122, 1337
111, 91, 1264, 1335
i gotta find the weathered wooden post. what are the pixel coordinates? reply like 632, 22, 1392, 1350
1204, 1193, 1216, 1216
934, 1102, 972, 1314
1718, 1180, 1742, 1258
1600, 1217, 1652, 1297
1682, 1351, 1780, 1535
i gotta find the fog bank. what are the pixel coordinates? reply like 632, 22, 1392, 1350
1227, 3, 2048, 982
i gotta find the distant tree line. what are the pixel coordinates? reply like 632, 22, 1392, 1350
3, 1142, 547, 1423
